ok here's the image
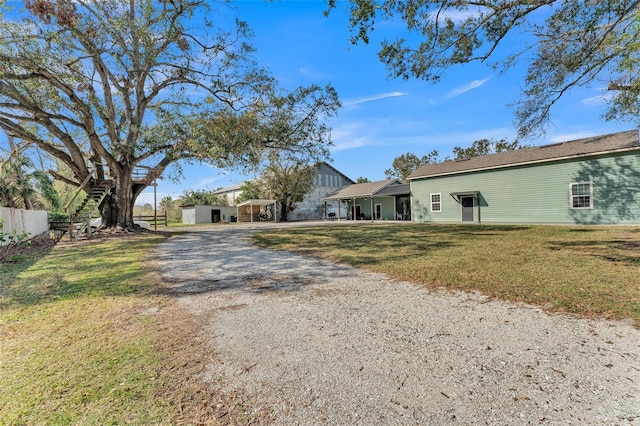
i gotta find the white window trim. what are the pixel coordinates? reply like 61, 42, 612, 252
430, 193, 442, 213
569, 181, 593, 209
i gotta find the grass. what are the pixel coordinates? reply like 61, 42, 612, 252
0, 236, 175, 424
2, 223, 638, 422
0, 234, 270, 425
253, 223, 640, 325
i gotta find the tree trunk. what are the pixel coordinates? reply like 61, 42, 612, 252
101, 167, 136, 230
279, 200, 291, 222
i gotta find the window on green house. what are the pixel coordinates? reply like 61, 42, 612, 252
570, 182, 593, 209
430, 193, 442, 212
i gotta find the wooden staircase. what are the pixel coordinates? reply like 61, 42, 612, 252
49, 165, 153, 240
70, 179, 112, 223
50, 178, 113, 240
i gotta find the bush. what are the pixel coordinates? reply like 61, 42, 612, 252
48, 211, 70, 222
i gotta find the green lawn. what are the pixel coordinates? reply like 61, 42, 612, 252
0, 236, 179, 424
253, 224, 640, 325
0, 235, 264, 425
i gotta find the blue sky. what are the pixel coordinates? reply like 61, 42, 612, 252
1, 1, 633, 206
144, 0, 633, 205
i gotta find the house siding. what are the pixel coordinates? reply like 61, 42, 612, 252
374, 197, 397, 220
411, 151, 640, 225
290, 163, 354, 220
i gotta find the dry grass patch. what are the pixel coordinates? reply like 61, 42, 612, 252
253, 224, 640, 325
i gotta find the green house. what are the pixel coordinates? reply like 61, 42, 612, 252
408, 130, 640, 225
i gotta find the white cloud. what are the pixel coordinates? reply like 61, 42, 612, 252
548, 132, 598, 143
195, 176, 225, 188
344, 91, 405, 106
330, 122, 372, 151
331, 119, 517, 154
332, 137, 369, 152
299, 67, 329, 80
446, 78, 490, 99
582, 92, 614, 106
427, 78, 490, 104
432, 9, 481, 23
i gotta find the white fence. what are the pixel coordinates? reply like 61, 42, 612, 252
0, 207, 49, 247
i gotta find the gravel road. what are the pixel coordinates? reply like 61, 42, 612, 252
156, 224, 640, 425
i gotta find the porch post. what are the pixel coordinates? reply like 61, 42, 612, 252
370, 197, 374, 222
352, 198, 356, 221
394, 195, 397, 220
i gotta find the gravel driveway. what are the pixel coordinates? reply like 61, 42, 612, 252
156, 224, 640, 425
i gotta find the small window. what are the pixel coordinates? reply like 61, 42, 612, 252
570, 182, 593, 209
430, 193, 442, 212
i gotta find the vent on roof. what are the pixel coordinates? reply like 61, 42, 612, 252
455, 157, 471, 162
539, 142, 563, 148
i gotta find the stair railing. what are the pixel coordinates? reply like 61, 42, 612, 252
64, 173, 94, 222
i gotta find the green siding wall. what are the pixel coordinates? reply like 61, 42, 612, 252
346, 197, 398, 220
411, 152, 640, 225
374, 197, 397, 220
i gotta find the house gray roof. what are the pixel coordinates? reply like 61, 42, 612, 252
408, 130, 640, 180
323, 179, 402, 199
376, 183, 410, 196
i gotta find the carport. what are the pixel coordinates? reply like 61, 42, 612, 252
236, 199, 277, 222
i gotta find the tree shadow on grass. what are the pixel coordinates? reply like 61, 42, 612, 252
257, 223, 530, 245
333, 240, 459, 267
158, 273, 320, 296
0, 235, 161, 310
547, 239, 640, 266
253, 224, 533, 270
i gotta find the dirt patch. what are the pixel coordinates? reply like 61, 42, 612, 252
1, 227, 162, 265
0, 233, 56, 264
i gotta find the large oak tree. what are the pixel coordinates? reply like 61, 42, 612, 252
0, 0, 339, 229
260, 152, 316, 222
328, 0, 640, 137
